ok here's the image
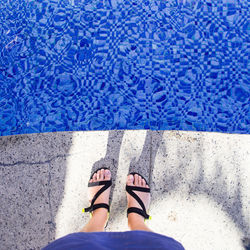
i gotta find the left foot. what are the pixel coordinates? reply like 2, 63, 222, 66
88, 168, 111, 217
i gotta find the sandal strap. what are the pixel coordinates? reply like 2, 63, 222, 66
127, 207, 150, 220
126, 185, 150, 192
84, 179, 111, 214
88, 180, 112, 187
126, 185, 150, 214
90, 181, 112, 206
84, 203, 110, 213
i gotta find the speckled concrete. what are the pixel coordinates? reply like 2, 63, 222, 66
0, 131, 249, 250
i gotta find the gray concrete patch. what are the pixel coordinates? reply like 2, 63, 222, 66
0, 163, 51, 249
0, 132, 73, 164
0, 132, 72, 250
0, 130, 249, 250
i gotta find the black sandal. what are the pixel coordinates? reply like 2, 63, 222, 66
126, 172, 152, 221
83, 167, 112, 220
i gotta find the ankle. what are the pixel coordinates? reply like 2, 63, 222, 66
80, 208, 109, 233
128, 213, 145, 228
91, 208, 108, 225
128, 213, 152, 232
92, 208, 109, 221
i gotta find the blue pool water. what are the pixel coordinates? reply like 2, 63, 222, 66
0, 0, 249, 136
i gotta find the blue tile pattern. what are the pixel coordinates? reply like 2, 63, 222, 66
0, 0, 249, 135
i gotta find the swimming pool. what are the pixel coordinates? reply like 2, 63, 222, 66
0, 0, 249, 136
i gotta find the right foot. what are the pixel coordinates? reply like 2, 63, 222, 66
126, 174, 151, 221
88, 168, 111, 217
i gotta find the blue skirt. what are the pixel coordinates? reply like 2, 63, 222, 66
43, 230, 185, 250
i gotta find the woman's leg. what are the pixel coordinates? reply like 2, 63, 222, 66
126, 174, 153, 232
80, 169, 111, 232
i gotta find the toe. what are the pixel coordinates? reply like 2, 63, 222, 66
127, 174, 134, 186
100, 168, 104, 180
104, 169, 111, 180
142, 179, 146, 187
97, 170, 101, 180
138, 176, 142, 186
134, 174, 139, 186
93, 173, 97, 182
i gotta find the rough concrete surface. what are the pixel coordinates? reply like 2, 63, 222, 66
0, 130, 249, 250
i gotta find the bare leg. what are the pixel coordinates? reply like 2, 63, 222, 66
126, 174, 153, 232
128, 213, 152, 232
80, 208, 108, 232
80, 169, 111, 232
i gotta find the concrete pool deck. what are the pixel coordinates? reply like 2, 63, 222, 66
0, 130, 249, 250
